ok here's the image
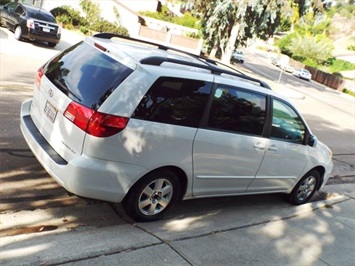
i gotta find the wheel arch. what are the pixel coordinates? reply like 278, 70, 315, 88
125, 165, 188, 201
313, 166, 326, 190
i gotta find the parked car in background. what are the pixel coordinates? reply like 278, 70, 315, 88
271, 57, 281, 67
230, 50, 244, 63
293, 68, 312, 81
0, 2, 61, 47
20, 34, 333, 222
283, 64, 295, 73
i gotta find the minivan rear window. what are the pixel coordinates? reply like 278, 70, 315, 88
44, 41, 133, 110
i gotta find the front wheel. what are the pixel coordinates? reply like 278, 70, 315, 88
123, 169, 181, 222
288, 170, 320, 205
14, 26, 23, 40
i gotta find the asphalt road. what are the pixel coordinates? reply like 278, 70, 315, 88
0, 27, 354, 265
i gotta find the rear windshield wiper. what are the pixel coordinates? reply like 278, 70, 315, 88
53, 79, 82, 102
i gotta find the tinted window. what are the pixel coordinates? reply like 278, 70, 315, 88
26, 9, 56, 23
14, 6, 25, 16
44, 42, 133, 110
133, 77, 212, 127
271, 99, 305, 143
6, 3, 17, 12
208, 86, 266, 135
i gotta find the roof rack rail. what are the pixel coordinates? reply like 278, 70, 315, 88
140, 56, 271, 89
93, 33, 271, 90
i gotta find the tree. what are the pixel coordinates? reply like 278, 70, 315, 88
80, 0, 101, 26
198, 0, 283, 62
287, 33, 333, 65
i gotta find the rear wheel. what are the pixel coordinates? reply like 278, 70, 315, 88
48, 42, 57, 48
14, 26, 22, 41
123, 169, 180, 222
288, 170, 320, 205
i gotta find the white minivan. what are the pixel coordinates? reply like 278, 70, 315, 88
20, 34, 333, 221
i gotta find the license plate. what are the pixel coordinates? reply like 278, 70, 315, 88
42, 27, 50, 32
44, 101, 58, 123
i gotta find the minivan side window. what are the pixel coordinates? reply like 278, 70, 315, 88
207, 86, 266, 136
271, 99, 305, 143
133, 77, 212, 127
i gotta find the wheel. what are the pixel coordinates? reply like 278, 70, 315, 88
14, 26, 22, 41
288, 170, 320, 205
123, 169, 181, 222
48, 42, 57, 48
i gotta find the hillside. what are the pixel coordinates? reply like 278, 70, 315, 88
330, 14, 355, 59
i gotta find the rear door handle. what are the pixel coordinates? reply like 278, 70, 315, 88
253, 143, 265, 151
268, 145, 278, 152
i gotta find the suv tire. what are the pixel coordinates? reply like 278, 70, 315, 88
123, 169, 181, 222
14, 26, 23, 41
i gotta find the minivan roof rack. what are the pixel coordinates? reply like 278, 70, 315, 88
93, 33, 271, 90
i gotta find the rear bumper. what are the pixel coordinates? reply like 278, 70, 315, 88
20, 99, 145, 203
24, 28, 61, 44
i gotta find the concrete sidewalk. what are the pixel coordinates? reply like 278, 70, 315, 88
1, 183, 354, 265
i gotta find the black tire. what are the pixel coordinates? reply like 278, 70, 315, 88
14, 26, 22, 41
288, 170, 320, 205
123, 169, 181, 222
48, 42, 57, 48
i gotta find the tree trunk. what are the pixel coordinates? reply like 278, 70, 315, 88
221, 21, 240, 63
209, 45, 218, 58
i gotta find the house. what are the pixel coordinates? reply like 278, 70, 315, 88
32, 0, 203, 54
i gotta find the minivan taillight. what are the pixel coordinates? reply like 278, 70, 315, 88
64, 102, 129, 137
35, 67, 44, 89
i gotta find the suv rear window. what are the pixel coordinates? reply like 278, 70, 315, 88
44, 41, 133, 110
26, 7, 57, 23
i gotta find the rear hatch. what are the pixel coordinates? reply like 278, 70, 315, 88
27, 9, 60, 37
30, 39, 134, 162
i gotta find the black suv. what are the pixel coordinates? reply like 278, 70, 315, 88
0, 2, 61, 47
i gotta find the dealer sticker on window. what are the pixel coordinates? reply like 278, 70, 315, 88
44, 100, 58, 123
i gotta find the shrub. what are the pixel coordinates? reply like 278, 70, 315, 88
0, 0, 11, 5
332, 72, 343, 78
51, 6, 86, 27
348, 45, 355, 51
140, 5, 200, 29
343, 88, 355, 97
91, 20, 129, 36
80, 26, 89, 35
278, 32, 297, 56
329, 59, 355, 72
50, 5, 129, 37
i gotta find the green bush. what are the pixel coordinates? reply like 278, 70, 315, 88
329, 59, 355, 72
50, 5, 129, 36
348, 45, 355, 51
343, 88, 355, 97
332, 72, 343, 78
55, 14, 72, 26
278, 32, 298, 56
140, 5, 200, 29
91, 20, 129, 36
51, 6, 86, 27
0, 0, 11, 5
80, 26, 89, 35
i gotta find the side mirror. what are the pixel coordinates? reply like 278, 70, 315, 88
307, 134, 318, 147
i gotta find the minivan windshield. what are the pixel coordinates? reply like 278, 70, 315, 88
44, 41, 133, 110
